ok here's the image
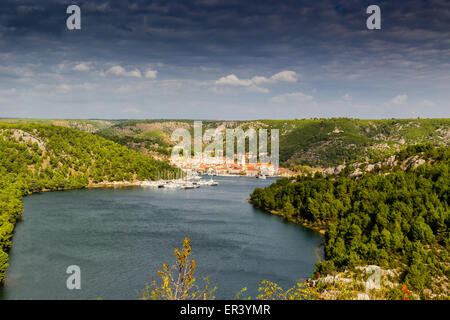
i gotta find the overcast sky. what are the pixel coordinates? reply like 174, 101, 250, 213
0, 0, 449, 120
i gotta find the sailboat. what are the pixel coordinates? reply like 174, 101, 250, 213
210, 177, 218, 186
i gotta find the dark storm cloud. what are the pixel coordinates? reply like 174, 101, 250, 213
0, 0, 449, 119
0, 0, 448, 67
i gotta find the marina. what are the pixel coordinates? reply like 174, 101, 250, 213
140, 175, 219, 189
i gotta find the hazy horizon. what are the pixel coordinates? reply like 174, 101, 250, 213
1, 117, 450, 122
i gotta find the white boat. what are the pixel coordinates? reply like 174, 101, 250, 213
140, 181, 159, 187
208, 177, 218, 186
196, 178, 219, 186
164, 183, 179, 189
187, 174, 201, 180
142, 177, 215, 190
183, 182, 200, 189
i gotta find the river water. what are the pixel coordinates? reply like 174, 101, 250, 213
0, 176, 322, 300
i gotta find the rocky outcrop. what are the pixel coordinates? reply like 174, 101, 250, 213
322, 153, 430, 178
6, 129, 46, 151
307, 265, 402, 300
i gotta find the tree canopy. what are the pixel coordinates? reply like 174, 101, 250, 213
250, 145, 449, 298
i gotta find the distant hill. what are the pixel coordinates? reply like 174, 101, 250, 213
94, 118, 450, 167
0, 118, 115, 133
2, 118, 449, 167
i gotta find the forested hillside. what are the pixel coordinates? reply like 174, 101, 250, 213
3, 118, 449, 168
94, 118, 450, 167
266, 118, 449, 167
0, 118, 114, 133
0, 123, 175, 283
250, 144, 449, 299
95, 120, 184, 160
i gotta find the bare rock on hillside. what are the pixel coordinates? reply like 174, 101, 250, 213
10, 129, 46, 151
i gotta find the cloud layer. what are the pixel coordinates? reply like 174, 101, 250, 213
215, 71, 298, 93
0, 0, 448, 119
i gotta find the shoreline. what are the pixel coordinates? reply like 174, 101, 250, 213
269, 210, 327, 235
30, 174, 272, 195
86, 180, 150, 188
248, 200, 327, 236
30, 180, 167, 194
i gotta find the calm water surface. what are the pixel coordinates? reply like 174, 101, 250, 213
0, 176, 322, 299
